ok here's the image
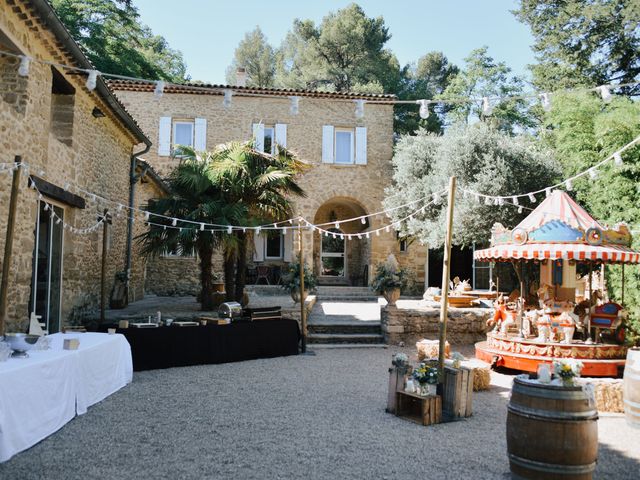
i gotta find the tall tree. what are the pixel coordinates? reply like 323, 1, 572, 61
225, 27, 276, 87
513, 0, 640, 95
542, 92, 640, 336
439, 47, 535, 132
395, 51, 459, 135
52, 0, 187, 82
275, 3, 401, 93
384, 123, 560, 247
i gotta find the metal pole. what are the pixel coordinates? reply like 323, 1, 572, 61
298, 221, 307, 353
438, 177, 456, 380
100, 209, 109, 324
621, 263, 625, 305
0, 157, 22, 336
587, 263, 593, 342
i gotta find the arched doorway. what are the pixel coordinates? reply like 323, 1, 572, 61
313, 198, 370, 286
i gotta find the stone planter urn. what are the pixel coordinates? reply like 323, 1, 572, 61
290, 290, 308, 304
383, 288, 401, 306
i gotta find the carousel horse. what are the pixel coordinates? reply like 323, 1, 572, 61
536, 283, 554, 309
487, 295, 516, 335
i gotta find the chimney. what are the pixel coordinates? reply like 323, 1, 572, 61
236, 67, 247, 87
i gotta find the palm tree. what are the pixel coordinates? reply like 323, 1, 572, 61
193, 141, 306, 301
137, 150, 244, 310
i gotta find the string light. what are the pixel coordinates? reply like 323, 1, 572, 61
484, 196, 492, 205
223, 89, 233, 108
545, 188, 551, 197
589, 168, 598, 179
289, 96, 300, 115
360, 217, 366, 225
528, 193, 536, 203
417, 100, 429, 119
334, 222, 340, 229
86, 70, 98, 91
512, 196, 519, 206
18, 56, 30, 76
482, 97, 493, 116
154, 81, 165, 98
227, 226, 232, 234
200, 223, 205, 231
597, 85, 612, 103
355, 99, 365, 118
565, 179, 573, 191
614, 152, 623, 166
172, 218, 177, 226
539, 93, 551, 112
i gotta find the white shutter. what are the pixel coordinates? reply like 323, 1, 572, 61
275, 123, 287, 150
355, 126, 367, 165
283, 231, 293, 262
322, 125, 334, 163
158, 116, 172, 156
253, 232, 265, 262
194, 118, 207, 150
253, 123, 265, 152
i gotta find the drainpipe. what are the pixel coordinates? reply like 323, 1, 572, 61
124, 144, 151, 302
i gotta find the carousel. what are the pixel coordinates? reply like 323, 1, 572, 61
474, 190, 640, 377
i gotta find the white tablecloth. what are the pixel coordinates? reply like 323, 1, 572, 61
0, 332, 132, 462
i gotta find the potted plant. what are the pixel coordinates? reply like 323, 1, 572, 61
281, 257, 318, 303
553, 359, 584, 386
412, 361, 439, 396
371, 254, 407, 306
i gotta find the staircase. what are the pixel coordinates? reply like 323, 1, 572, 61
307, 286, 386, 348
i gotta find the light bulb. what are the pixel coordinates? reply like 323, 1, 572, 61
154, 80, 165, 98
614, 152, 623, 166
518, 206, 523, 213
227, 226, 232, 234
289, 96, 300, 115
484, 196, 492, 205
512, 196, 519, 206
334, 222, 340, 229
597, 85, 612, 103
144, 212, 150, 221
539, 93, 551, 112
256, 227, 261, 236
361, 217, 366, 224
589, 168, 598, 179
417, 99, 429, 119
565, 179, 573, 191
18, 56, 30, 76
354, 99, 365, 118
200, 223, 205, 231
528, 193, 536, 203
86, 70, 98, 91
545, 188, 551, 197
223, 89, 233, 108
482, 97, 493, 116
172, 218, 177, 226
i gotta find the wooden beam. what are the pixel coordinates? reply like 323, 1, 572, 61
438, 177, 457, 379
0, 157, 22, 336
30, 175, 85, 209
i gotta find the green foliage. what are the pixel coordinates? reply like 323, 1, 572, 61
51, 0, 187, 82
439, 47, 535, 132
225, 27, 276, 87
274, 3, 401, 93
542, 92, 640, 335
384, 123, 561, 247
280, 256, 318, 295
370, 256, 407, 294
513, 0, 640, 95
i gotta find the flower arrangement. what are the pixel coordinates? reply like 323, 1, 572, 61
553, 359, 583, 385
412, 362, 439, 385
451, 352, 465, 369
370, 254, 407, 295
392, 353, 409, 368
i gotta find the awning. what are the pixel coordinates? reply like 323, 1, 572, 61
474, 243, 640, 264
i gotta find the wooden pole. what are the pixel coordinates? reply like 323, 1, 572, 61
0, 157, 22, 336
438, 177, 456, 380
100, 209, 109, 324
298, 221, 307, 353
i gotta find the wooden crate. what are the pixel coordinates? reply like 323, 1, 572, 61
386, 366, 409, 414
442, 366, 474, 420
395, 391, 442, 426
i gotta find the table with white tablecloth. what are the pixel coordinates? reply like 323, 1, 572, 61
0, 332, 132, 462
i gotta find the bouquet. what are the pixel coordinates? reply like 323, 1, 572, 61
553, 359, 583, 385
392, 353, 409, 368
412, 362, 439, 385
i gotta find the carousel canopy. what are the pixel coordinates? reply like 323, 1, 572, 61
474, 190, 640, 264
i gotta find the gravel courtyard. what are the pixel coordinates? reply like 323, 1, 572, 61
1, 347, 639, 480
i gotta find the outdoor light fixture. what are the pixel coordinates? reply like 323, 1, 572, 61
154, 80, 165, 98
92, 107, 105, 118
355, 99, 365, 118
512, 196, 519, 205
223, 89, 233, 108
597, 85, 612, 103
528, 193, 536, 203
482, 97, 493, 116
18, 56, 30, 76
86, 70, 98, 91
417, 99, 429, 119
539, 93, 551, 112
289, 96, 300, 115
227, 226, 232, 234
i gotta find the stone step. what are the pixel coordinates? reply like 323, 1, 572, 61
310, 344, 388, 349
308, 323, 381, 334
317, 286, 372, 295
318, 295, 380, 302
307, 333, 385, 345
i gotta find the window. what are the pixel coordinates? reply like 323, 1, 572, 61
50, 67, 75, 146
335, 129, 354, 164
265, 233, 283, 259
173, 121, 194, 148
397, 232, 408, 253
263, 126, 275, 155
163, 244, 195, 257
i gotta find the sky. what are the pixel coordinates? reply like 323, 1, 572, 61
132, 0, 537, 86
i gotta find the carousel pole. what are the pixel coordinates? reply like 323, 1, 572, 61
438, 176, 456, 381
587, 263, 593, 343
621, 263, 625, 305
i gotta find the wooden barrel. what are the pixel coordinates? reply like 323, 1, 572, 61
507, 375, 598, 480
624, 347, 640, 428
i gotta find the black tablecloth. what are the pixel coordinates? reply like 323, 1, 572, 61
105, 319, 300, 371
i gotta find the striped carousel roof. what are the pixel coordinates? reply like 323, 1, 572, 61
474, 243, 640, 264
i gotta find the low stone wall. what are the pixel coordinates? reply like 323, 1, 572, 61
382, 301, 491, 345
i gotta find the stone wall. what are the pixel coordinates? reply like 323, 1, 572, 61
113, 87, 428, 290
381, 304, 491, 345
0, 1, 149, 331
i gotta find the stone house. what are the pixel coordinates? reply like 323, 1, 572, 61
0, 0, 165, 333
111, 77, 428, 293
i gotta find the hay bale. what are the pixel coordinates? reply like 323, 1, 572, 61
416, 339, 450, 361
579, 378, 624, 413
461, 359, 491, 391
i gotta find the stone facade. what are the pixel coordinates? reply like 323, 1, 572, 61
381, 304, 490, 345
0, 1, 157, 332
112, 83, 427, 292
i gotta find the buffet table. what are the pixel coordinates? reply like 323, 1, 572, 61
110, 319, 300, 371
0, 333, 132, 462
